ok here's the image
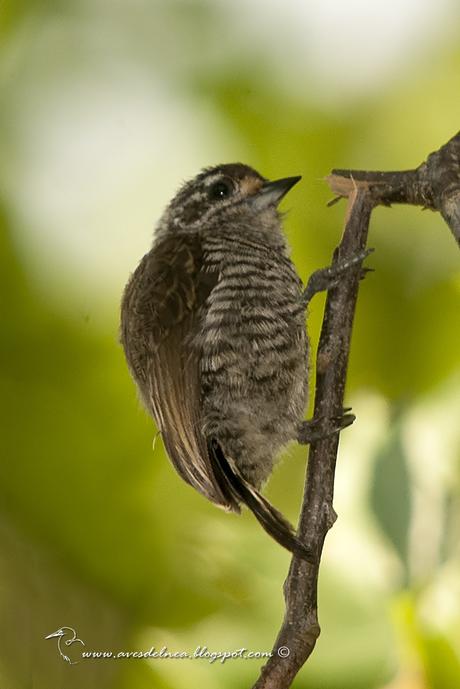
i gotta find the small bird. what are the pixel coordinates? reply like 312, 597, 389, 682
121, 163, 361, 558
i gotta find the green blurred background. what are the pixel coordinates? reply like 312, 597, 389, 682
0, 1, 459, 688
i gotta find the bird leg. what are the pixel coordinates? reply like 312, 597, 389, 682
297, 409, 355, 445
301, 248, 373, 308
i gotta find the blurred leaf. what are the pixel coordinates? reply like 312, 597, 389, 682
370, 409, 411, 583
391, 594, 460, 689
440, 489, 460, 565
422, 633, 460, 689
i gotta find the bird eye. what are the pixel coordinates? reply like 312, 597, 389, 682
208, 178, 234, 201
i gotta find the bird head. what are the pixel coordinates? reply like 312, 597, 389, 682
157, 163, 301, 237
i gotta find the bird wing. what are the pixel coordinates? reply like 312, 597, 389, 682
121, 233, 312, 559
121, 232, 240, 511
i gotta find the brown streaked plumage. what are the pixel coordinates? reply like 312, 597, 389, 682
121, 163, 312, 558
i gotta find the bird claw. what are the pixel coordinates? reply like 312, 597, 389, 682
360, 266, 375, 280
297, 410, 355, 445
301, 248, 374, 307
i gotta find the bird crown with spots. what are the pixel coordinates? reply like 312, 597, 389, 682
158, 163, 300, 233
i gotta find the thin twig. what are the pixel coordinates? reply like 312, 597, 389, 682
252, 189, 373, 689
329, 130, 460, 246
251, 131, 459, 689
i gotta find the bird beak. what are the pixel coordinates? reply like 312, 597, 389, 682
249, 176, 301, 211
45, 630, 61, 639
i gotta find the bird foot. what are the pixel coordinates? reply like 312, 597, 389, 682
297, 410, 355, 445
301, 248, 374, 307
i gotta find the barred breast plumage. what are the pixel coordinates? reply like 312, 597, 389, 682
198, 229, 308, 488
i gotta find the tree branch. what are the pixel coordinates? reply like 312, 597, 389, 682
251, 131, 459, 689
329, 130, 460, 245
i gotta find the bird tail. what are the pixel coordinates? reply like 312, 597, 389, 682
207, 438, 312, 561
